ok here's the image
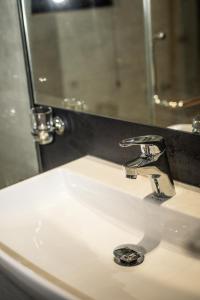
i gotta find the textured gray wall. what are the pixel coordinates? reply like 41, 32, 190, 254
0, 0, 38, 188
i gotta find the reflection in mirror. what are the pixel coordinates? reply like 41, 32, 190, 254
151, 0, 200, 129
22, 0, 150, 124
21, 0, 200, 133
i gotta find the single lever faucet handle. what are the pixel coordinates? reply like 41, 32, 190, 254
119, 135, 166, 156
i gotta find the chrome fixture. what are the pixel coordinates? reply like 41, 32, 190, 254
113, 244, 145, 267
143, 0, 155, 121
119, 135, 175, 200
153, 31, 166, 41
31, 106, 65, 145
192, 115, 200, 134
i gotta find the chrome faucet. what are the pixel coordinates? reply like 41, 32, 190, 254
119, 135, 175, 200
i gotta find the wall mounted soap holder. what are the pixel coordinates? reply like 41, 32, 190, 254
31, 106, 65, 145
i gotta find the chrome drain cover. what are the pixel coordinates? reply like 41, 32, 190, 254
113, 244, 145, 266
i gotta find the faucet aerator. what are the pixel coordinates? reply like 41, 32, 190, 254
126, 174, 137, 179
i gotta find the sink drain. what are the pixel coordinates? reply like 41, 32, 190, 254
113, 244, 145, 266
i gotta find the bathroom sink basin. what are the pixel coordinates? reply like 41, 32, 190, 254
0, 156, 200, 300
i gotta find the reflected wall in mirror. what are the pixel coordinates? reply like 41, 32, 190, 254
21, 0, 200, 133
151, 0, 200, 130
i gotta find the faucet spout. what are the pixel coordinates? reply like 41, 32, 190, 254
120, 135, 176, 200
123, 156, 151, 179
124, 166, 137, 179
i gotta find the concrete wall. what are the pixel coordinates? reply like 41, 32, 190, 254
0, 0, 38, 188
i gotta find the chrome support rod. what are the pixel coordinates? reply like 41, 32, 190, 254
143, 0, 155, 124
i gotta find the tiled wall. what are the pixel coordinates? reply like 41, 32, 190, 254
0, 0, 38, 188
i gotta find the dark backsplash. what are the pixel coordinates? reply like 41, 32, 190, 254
40, 108, 200, 187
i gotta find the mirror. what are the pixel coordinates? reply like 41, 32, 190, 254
20, 0, 200, 134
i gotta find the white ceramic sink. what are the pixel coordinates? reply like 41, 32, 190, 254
0, 156, 200, 300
